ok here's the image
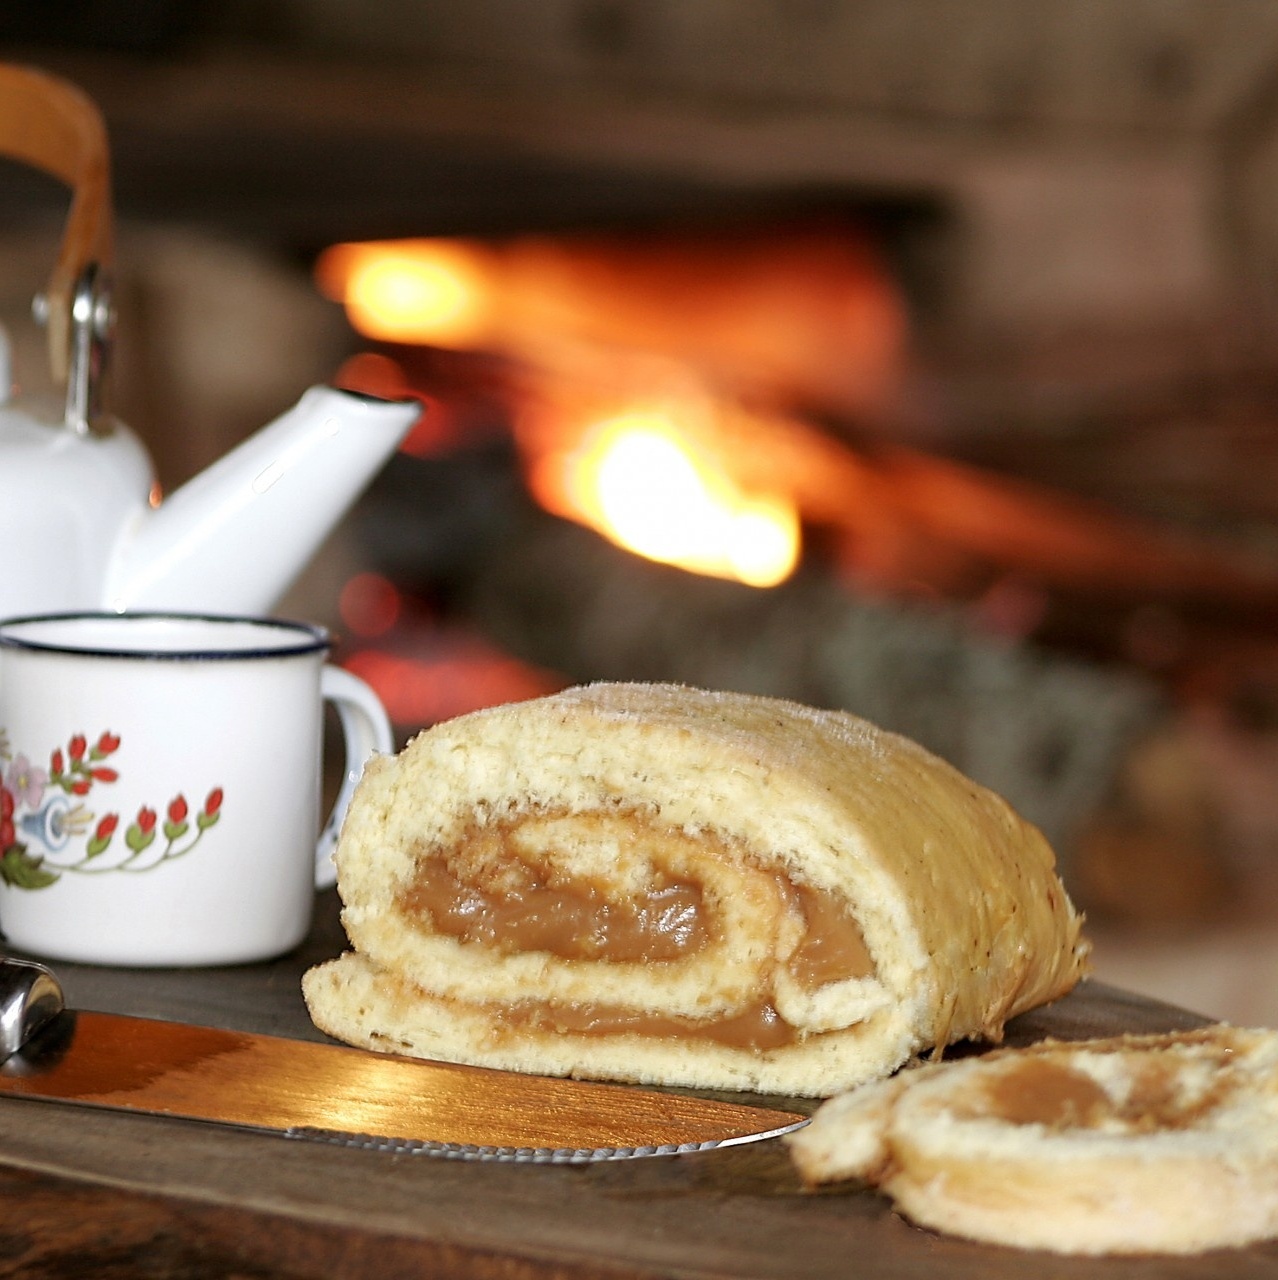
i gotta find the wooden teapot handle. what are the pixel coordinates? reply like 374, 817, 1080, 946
0, 63, 112, 386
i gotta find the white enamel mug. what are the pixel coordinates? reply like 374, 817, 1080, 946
0, 612, 393, 966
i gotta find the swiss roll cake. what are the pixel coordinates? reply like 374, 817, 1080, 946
303, 682, 1088, 1096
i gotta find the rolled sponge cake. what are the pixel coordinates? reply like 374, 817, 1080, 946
303, 682, 1088, 1096
787, 1025, 1278, 1254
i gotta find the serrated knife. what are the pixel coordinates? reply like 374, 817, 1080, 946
0, 958, 808, 1162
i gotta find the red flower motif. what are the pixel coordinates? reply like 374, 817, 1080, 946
0, 787, 12, 821
167, 796, 188, 824
50, 748, 64, 775
69, 735, 86, 762
204, 788, 223, 816
95, 813, 119, 841
136, 806, 156, 834
0, 819, 12, 850
96, 731, 120, 754
70, 779, 91, 796
91, 768, 119, 783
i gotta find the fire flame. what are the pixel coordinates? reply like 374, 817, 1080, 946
316, 240, 494, 347
315, 234, 891, 589
315, 229, 906, 415
527, 406, 801, 589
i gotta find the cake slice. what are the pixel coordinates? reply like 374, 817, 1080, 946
787, 1025, 1278, 1254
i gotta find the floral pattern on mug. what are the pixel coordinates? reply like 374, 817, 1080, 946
0, 729, 224, 889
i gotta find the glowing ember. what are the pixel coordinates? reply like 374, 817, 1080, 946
529, 408, 800, 588
343, 640, 562, 727
339, 571, 402, 638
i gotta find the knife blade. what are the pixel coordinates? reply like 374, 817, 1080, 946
0, 959, 808, 1162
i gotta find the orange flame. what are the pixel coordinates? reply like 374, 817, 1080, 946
527, 404, 801, 589
316, 240, 496, 347
315, 228, 906, 419
315, 230, 911, 589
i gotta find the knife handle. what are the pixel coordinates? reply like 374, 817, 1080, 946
0, 959, 65, 1061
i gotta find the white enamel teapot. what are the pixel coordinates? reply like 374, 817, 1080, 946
0, 64, 418, 617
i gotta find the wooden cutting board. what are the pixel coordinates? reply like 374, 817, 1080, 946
0, 890, 1272, 1279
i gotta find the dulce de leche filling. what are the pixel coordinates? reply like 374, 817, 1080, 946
400, 849, 706, 962
394, 812, 877, 1049
504, 994, 795, 1051
979, 1055, 1231, 1131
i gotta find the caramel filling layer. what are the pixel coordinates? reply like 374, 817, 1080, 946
980, 1056, 1231, 1131
401, 855, 706, 962
395, 812, 878, 1048
506, 996, 797, 1050
397, 816, 874, 988
785, 882, 874, 989
981, 1060, 1110, 1128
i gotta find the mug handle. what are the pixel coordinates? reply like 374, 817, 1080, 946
315, 665, 395, 889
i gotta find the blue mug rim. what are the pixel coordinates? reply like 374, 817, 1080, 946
0, 612, 332, 663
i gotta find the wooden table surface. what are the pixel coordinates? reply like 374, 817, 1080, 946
2, 890, 1275, 1280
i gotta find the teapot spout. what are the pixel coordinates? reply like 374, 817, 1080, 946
106, 386, 419, 613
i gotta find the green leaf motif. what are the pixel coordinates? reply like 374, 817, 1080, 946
163, 820, 189, 842
0, 846, 60, 889
126, 827, 157, 854
85, 835, 111, 859
196, 811, 221, 831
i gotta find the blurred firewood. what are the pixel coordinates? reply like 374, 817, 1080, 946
503, 350, 1278, 687
1074, 726, 1232, 926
